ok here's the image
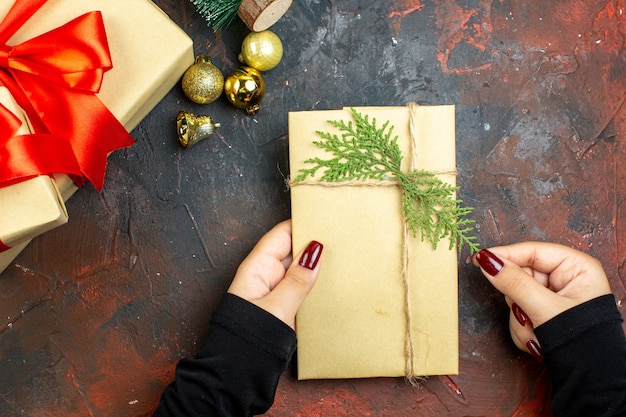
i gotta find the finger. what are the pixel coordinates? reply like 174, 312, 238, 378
509, 312, 535, 350
254, 240, 323, 329
473, 249, 572, 326
488, 242, 611, 298
505, 297, 539, 351
488, 242, 604, 284
280, 254, 293, 271
473, 248, 552, 303
245, 219, 293, 263
505, 297, 536, 350
519, 266, 550, 288
509, 316, 544, 362
511, 301, 532, 327
229, 220, 293, 298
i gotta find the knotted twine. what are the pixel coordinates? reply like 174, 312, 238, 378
289, 103, 457, 384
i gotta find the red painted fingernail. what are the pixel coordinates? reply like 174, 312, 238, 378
512, 303, 531, 327
527, 340, 544, 362
299, 241, 323, 270
475, 249, 504, 276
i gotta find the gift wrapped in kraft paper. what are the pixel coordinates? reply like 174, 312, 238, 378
0, 88, 68, 258
289, 105, 459, 380
0, 0, 194, 273
0, 77, 85, 272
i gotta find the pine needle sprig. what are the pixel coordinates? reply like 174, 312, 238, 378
294, 111, 402, 183
293, 108, 480, 254
191, 0, 242, 31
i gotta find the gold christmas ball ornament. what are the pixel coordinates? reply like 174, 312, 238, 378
181, 55, 224, 104
177, 111, 220, 148
224, 66, 266, 115
238, 30, 283, 71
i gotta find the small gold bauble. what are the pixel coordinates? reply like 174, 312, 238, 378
224, 66, 266, 115
181, 55, 224, 104
238, 30, 283, 72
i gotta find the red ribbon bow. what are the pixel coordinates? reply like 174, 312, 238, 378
0, 0, 134, 190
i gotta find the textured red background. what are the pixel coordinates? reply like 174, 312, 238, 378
0, 1, 624, 416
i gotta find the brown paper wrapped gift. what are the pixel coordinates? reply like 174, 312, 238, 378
0, 0, 194, 273
0, 174, 79, 273
0, 87, 68, 256
0, 174, 76, 273
289, 105, 459, 379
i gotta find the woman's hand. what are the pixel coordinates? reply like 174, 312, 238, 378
469, 242, 612, 359
227, 220, 323, 329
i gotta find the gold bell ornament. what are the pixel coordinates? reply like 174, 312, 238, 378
181, 55, 224, 104
224, 66, 266, 115
238, 30, 283, 71
177, 111, 221, 148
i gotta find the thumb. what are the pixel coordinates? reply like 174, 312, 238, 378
255, 240, 323, 329
473, 249, 568, 326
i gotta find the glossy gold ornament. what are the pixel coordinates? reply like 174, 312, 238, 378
224, 66, 266, 114
177, 111, 221, 148
238, 30, 283, 71
181, 55, 224, 104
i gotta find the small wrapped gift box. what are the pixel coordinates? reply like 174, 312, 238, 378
0, 173, 79, 273
0, 87, 68, 256
0, 0, 194, 273
290, 106, 459, 380
0, 177, 67, 252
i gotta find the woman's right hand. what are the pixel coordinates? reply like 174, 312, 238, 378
468, 242, 613, 359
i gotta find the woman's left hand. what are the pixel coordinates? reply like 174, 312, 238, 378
227, 219, 323, 329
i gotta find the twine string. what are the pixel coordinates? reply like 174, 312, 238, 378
403, 102, 419, 384
288, 171, 457, 188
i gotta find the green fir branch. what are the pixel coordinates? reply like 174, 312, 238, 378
191, 0, 242, 31
293, 108, 480, 254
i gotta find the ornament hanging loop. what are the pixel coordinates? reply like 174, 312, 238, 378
177, 111, 221, 148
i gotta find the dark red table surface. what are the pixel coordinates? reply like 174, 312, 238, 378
1, 1, 625, 416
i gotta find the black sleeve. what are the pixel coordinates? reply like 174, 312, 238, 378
152, 293, 297, 417
534, 294, 626, 417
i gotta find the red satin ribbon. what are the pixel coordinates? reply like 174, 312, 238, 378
0, 102, 20, 139
0, 0, 134, 190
